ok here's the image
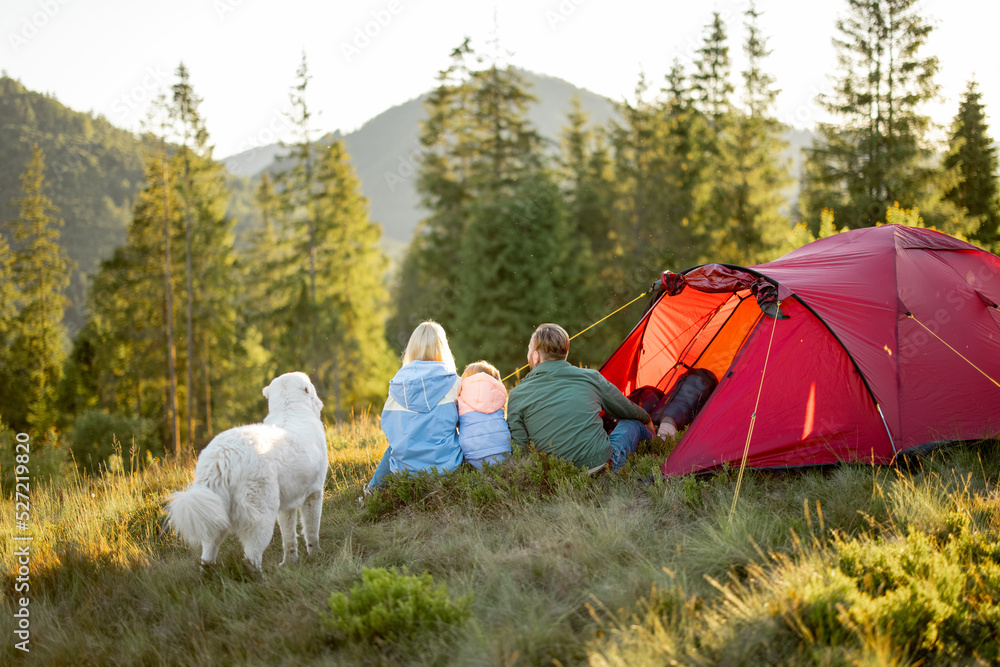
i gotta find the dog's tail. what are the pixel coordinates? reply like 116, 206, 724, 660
166, 485, 231, 546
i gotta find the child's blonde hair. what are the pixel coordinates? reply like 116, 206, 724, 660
402, 321, 456, 373
461, 360, 502, 381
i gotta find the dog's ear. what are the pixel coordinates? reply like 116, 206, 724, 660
307, 383, 324, 414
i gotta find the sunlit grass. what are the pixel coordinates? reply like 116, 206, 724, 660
1, 422, 998, 665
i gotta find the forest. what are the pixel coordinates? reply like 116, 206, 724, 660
1, 0, 998, 471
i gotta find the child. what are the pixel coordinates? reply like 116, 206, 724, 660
457, 361, 512, 470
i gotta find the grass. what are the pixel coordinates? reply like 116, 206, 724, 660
1, 415, 999, 665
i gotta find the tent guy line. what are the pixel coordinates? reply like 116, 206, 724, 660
729, 300, 782, 527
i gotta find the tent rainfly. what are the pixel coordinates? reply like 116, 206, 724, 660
600, 225, 1000, 475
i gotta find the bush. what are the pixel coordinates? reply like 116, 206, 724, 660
0, 421, 71, 492
70, 409, 162, 474
322, 566, 472, 644
364, 445, 594, 521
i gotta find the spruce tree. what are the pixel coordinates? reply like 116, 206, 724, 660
2, 145, 72, 433
610, 70, 704, 282
457, 172, 579, 371
559, 97, 625, 361
396, 40, 595, 372
714, 2, 792, 264
242, 172, 287, 375
95, 150, 186, 453
943, 79, 1000, 250
561, 96, 613, 261
310, 139, 395, 417
390, 39, 476, 347
272, 52, 326, 392
166, 64, 243, 445
610, 75, 662, 273
250, 54, 394, 418
799, 0, 940, 230
0, 232, 19, 419
690, 12, 734, 132
658, 60, 709, 269
171, 62, 202, 447
688, 12, 738, 264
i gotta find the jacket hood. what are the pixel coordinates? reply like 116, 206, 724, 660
387, 361, 459, 413
457, 373, 508, 416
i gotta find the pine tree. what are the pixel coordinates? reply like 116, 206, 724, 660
690, 12, 734, 132
558, 97, 625, 361
390, 39, 477, 347
610, 75, 662, 273
272, 52, 326, 391
95, 150, 185, 452
248, 55, 394, 418
0, 216, 22, 426
171, 62, 202, 447
395, 40, 595, 372
242, 172, 287, 373
799, 0, 940, 230
688, 12, 739, 264
658, 60, 709, 269
714, 2, 792, 263
310, 139, 395, 417
164, 64, 243, 446
1, 145, 73, 433
943, 79, 1000, 250
609, 69, 704, 283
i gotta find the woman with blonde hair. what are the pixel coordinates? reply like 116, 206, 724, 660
365, 321, 463, 492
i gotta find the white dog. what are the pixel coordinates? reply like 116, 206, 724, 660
166, 371, 328, 571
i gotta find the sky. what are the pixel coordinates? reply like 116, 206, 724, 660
2, 0, 998, 159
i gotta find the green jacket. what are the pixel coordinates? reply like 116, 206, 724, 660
506, 360, 650, 470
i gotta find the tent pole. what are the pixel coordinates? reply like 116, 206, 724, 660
876, 403, 897, 458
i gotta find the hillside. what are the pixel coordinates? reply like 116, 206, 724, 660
0, 71, 625, 326
0, 76, 148, 329
1, 71, 815, 328
2, 417, 998, 664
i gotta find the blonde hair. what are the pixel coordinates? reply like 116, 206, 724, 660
402, 321, 456, 373
462, 360, 502, 381
529, 323, 570, 362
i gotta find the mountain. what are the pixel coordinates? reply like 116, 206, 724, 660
2, 71, 818, 331
222, 70, 622, 252
0, 76, 148, 330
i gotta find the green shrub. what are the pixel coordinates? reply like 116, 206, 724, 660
364, 445, 594, 521
70, 409, 162, 474
322, 566, 472, 644
0, 422, 71, 492
833, 526, 1000, 660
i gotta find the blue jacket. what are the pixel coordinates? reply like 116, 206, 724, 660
457, 372, 511, 461
458, 409, 511, 461
380, 361, 463, 475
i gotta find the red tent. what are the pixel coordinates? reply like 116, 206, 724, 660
600, 225, 1000, 475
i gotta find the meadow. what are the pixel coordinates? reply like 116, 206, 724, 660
2, 416, 1000, 666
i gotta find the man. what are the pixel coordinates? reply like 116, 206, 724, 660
507, 323, 653, 473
